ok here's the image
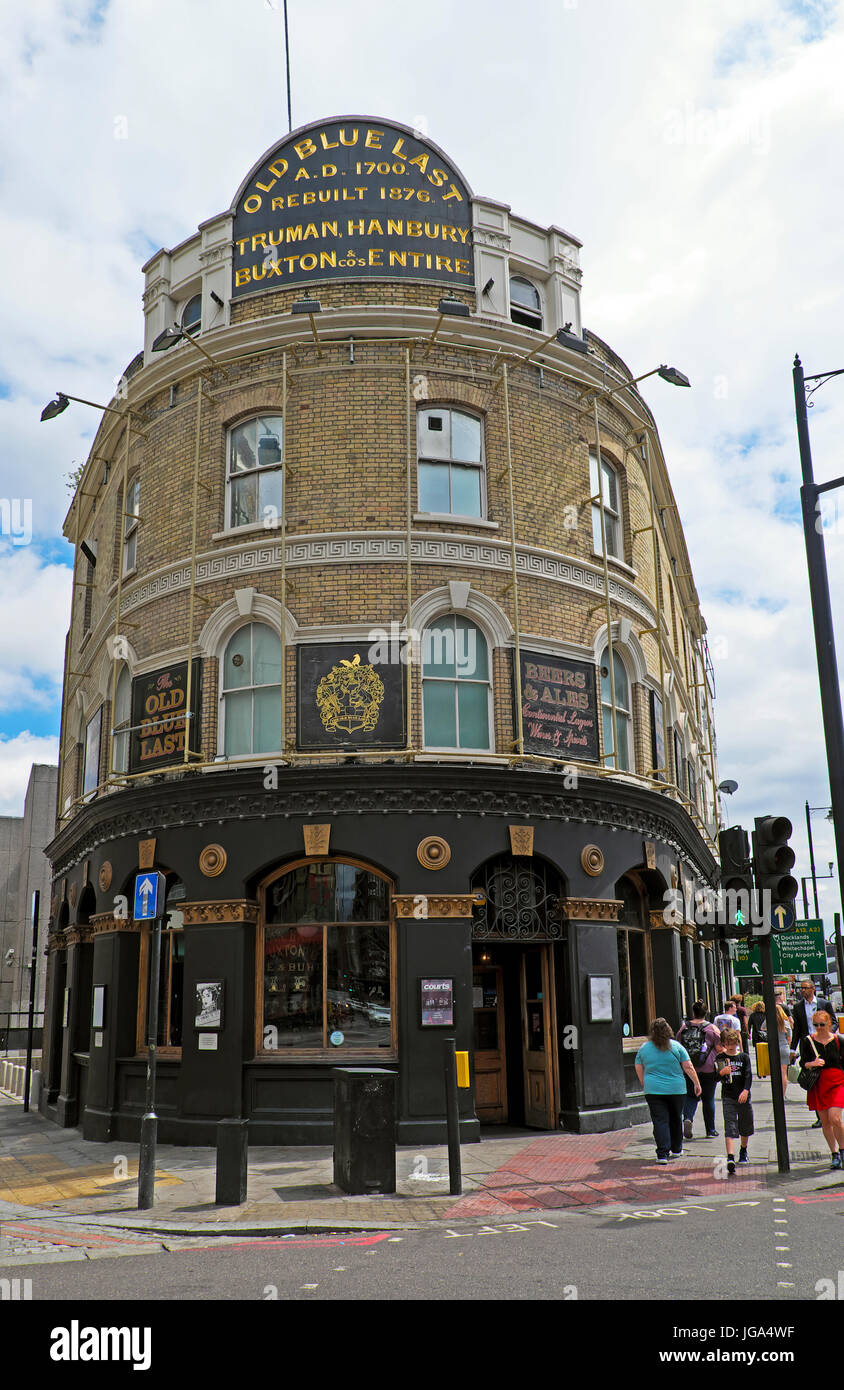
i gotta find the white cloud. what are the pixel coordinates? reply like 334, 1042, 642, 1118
0, 0, 843, 936
0, 733, 58, 817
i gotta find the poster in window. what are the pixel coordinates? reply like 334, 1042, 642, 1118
194, 981, 224, 1030
650, 689, 665, 780
515, 649, 599, 761
129, 660, 202, 773
420, 977, 454, 1027
297, 643, 405, 750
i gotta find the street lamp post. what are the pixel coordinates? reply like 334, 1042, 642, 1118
793, 355, 844, 989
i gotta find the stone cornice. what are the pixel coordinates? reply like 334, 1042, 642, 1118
89, 913, 140, 936
181, 900, 259, 925
46, 764, 718, 886
560, 897, 623, 923
116, 530, 658, 630
393, 893, 482, 918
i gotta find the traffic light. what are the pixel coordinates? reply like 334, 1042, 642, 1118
752, 815, 799, 932
718, 824, 753, 937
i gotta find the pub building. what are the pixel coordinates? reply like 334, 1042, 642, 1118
41, 116, 727, 1145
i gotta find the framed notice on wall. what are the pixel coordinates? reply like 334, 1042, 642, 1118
587, 975, 613, 1023
515, 649, 600, 761
92, 986, 106, 1029
297, 643, 405, 750
129, 660, 202, 774
420, 978, 454, 1027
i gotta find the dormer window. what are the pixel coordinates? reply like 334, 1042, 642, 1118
509, 275, 542, 330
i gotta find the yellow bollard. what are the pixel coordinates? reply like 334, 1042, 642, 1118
755, 1041, 770, 1078
455, 1051, 470, 1088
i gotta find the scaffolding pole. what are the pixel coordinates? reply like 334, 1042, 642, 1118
502, 363, 524, 754
281, 350, 288, 755
643, 430, 669, 781
106, 425, 132, 782
182, 377, 203, 763
592, 398, 618, 767
405, 348, 414, 754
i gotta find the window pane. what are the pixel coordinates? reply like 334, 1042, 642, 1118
230, 423, 256, 474
456, 618, 487, 680
419, 461, 450, 513
256, 420, 283, 467
230, 473, 257, 527
423, 678, 457, 747
335, 864, 390, 921
602, 460, 618, 510
451, 464, 482, 517
327, 923, 390, 1047
423, 617, 456, 678
258, 468, 283, 521
252, 624, 281, 685
84, 710, 101, 795
263, 925, 324, 1048
613, 653, 629, 707
457, 682, 489, 749
253, 686, 281, 754
602, 706, 615, 766
223, 628, 252, 689
125, 480, 140, 533
123, 530, 137, 572
169, 934, 184, 1046
628, 931, 648, 1036
418, 410, 451, 460
616, 713, 631, 770
591, 502, 604, 554
605, 513, 620, 558
224, 690, 252, 755
510, 276, 540, 311
269, 865, 335, 923
451, 412, 482, 463
617, 932, 632, 1037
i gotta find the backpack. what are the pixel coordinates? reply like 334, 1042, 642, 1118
683, 1022, 709, 1067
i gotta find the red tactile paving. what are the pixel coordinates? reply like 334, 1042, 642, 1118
444, 1134, 767, 1219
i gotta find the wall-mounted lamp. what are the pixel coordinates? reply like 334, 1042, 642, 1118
423, 297, 470, 358
291, 298, 323, 358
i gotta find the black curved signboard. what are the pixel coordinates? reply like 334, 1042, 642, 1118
232, 117, 473, 296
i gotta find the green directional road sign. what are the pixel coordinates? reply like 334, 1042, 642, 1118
731, 919, 826, 975
773, 918, 826, 974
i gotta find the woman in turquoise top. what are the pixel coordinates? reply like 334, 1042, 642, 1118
635, 1018, 701, 1163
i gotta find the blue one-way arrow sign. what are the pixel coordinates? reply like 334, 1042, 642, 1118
133, 870, 166, 921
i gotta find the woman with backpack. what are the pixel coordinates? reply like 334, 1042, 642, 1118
676, 1000, 722, 1139
635, 1017, 702, 1163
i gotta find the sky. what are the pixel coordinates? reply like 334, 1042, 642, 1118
2, 0, 844, 937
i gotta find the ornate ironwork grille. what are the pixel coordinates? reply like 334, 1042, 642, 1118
471, 856, 564, 940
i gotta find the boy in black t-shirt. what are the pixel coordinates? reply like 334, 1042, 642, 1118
714, 1028, 754, 1175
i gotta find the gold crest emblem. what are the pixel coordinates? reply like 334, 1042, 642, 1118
316, 653, 385, 735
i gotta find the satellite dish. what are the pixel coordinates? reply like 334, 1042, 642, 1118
718, 779, 739, 795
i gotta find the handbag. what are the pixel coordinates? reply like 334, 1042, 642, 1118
796, 1036, 821, 1091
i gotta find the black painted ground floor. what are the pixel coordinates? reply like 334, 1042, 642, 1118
40, 764, 728, 1144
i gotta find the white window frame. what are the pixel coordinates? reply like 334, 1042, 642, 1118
123, 477, 139, 575
112, 666, 132, 775
181, 294, 202, 335
590, 451, 622, 560
600, 647, 633, 772
417, 406, 486, 520
226, 415, 284, 532
509, 274, 543, 330
219, 622, 283, 759
421, 615, 493, 753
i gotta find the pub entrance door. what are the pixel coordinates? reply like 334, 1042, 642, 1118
472, 942, 557, 1129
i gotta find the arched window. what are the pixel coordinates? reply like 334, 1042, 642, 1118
509, 275, 542, 330
227, 415, 284, 529
589, 451, 621, 559
181, 294, 202, 335
123, 476, 140, 574
260, 860, 393, 1054
221, 623, 281, 757
112, 666, 131, 775
422, 615, 491, 751
600, 649, 632, 771
417, 407, 484, 518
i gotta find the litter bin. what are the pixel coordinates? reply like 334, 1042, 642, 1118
755, 1041, 770, 1078
333, 1067, 396, 1195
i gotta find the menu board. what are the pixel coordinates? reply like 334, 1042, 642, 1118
516, 650, 599, 761
420, 977, 454, 1027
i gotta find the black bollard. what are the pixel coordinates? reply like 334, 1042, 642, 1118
215, 1118, 249, 1205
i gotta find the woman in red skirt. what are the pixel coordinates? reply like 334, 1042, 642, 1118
799, 1009, 844, 1169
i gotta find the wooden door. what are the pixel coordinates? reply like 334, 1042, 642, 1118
521, 946, 555, 1129
472, 965, 507, 1123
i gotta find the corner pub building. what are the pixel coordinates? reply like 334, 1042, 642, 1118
41, 116, 729, 1147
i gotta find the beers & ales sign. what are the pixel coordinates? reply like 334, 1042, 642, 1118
130, 661, 202, 773
516, 649, 600, 762
231, 116, 473, 296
